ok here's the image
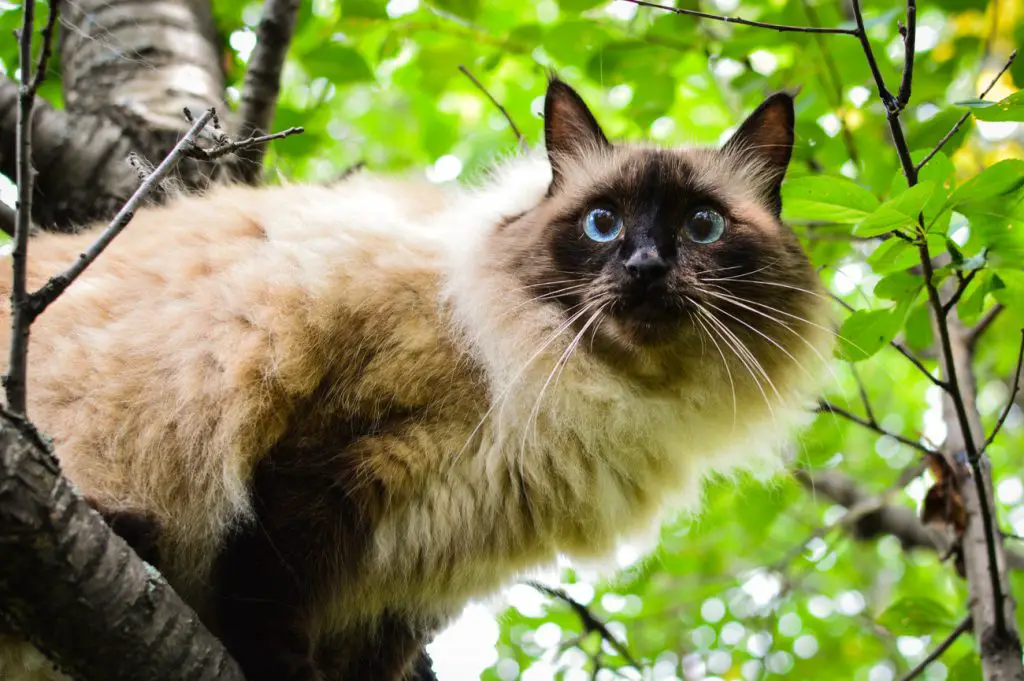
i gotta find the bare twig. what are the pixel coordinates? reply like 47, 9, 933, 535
236, 0, 302, 182
897, 617, 972, 681
817, 401, 937, 455
915, 51, 1018, 172
30, 109, 216, 314
968, 304, 1004, 349
943, 270, 978, 316
6, 0, 41, 416
850, 363, 877, 426
184, 126, 304, 162
622, 0, 858, 34
979, 330, 1024, 458
458, 65, 527, 151
527, 581, 642, 671
29, 0, 60, 93
851, 0, 899, 114
895, 0, 916, 111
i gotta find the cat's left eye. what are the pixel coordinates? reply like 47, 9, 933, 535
583, 208, 623, 243
684, 207, 726, 244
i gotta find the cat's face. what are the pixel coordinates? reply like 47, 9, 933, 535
500, 79, 826, 380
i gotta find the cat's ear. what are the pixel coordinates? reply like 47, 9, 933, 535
544, 77, 609, 190
722, 92, 795, 215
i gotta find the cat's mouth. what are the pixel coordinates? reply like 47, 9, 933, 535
607, 285, 691, 344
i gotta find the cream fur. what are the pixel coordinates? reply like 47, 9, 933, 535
0, 151, 831, 680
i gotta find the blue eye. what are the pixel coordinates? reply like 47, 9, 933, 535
684, 207, 726, 244
583, 208, 623, 242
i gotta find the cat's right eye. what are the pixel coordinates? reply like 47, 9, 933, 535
583, 208, 623, 243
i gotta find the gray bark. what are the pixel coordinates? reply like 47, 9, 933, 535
0, 415, 243, 681
0, 0, 228, 231
939, 318, 1024, 681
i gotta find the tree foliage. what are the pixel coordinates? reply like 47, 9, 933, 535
2, 0, 1024, 679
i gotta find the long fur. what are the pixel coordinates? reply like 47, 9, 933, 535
0, 103, 831, 679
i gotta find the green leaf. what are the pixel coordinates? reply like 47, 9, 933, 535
874, 271, 923, 300
949, 159, 1024, 206
300, 43, 373, 84
342, 0, 388, 18
836, 297, 914, 362
429, 0, 480, 20
877, 597, 957, 635
855, 182, 937, 237
781, 176, 880, 224
966, 90, 1024, 122
947, 652, 984, 681
958, 270, 1000, 324
866, 234, 944, 275
904, 301, 935, 351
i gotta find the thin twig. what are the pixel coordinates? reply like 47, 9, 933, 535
851, 0, 899, 113
29, 0, 60, 93
621, 0, 858, 34
236, 0, 302, 182
895, 0, 916, 111
527, 581, 642, 671
979, 330, 1024, 458
968, 304, 1004, 349
943, 270, 977, 316
915, 50, 1017, 172
30, 110, 217, 314
5, 0, 39, 416
817, 401, 937, 455
458, 65, 527, 151
830, 292, 946, 389
897, 617, 972, 681
184, 127, 304, 162
850, 363, 877, 426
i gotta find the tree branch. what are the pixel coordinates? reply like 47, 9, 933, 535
844, 1, 1022, 668
969, 304, 1005, 350
817, 401, 936, 456
895, 0, 916, 111
236, 0, 302, 183
527, 581, 642, 671
915, 51, 1018, 172
979, 330, 1024, 458
621, 0, 858, 34
29, 109, 216, 316
898, 617, 972, 681
5, 0, 41, 416
458, 65, 528, 151
0, 411, 244, 681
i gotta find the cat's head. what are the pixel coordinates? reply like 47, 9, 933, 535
492, 78, 829, 388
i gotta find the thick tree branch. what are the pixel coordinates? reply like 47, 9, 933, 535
0, 411, 244, 681
796, 469, 1024, 570
236, 0, 302, 182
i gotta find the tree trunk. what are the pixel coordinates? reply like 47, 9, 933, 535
0, 0, 228, 231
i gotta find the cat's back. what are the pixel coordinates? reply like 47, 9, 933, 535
0, 178, 461, 578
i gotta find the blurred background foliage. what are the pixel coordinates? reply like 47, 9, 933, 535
2, 0, 1023, 678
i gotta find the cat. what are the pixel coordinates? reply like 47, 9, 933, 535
0, 77, 831, 680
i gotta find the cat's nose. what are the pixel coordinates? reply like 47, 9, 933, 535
625, 248, 669, 281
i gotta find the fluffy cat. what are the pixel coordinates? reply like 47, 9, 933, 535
0, 78, 831, 680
